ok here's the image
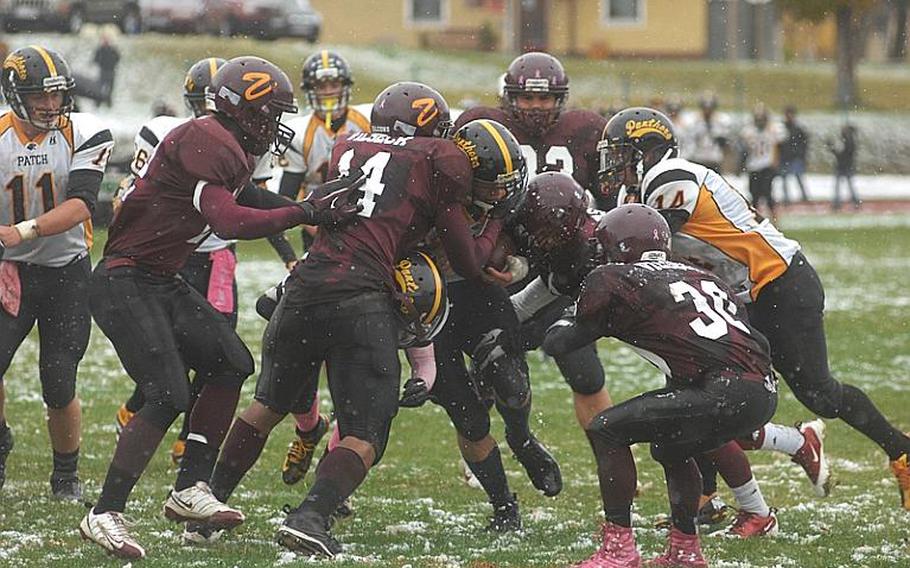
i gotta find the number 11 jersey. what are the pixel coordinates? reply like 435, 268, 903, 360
0, 111, 113, 266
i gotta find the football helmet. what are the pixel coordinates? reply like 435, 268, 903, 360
518, 172, 588, 255
371, 81, 452, 138
208, 56, 298, 156
452, 118, 528, 215
501, 52, 569, 136
300, 50, 353, 123
1, 46, 75, 130
595, 203, 671, 264
597, 106, 678, 195
395, 250, 449, 348
184, 57, 226, 118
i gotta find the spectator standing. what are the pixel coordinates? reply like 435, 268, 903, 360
741, 104, 785, 221
93, 35, 120, 108
778, 106, 810, 203
680, 91, 730, 172
829, 124, 860, 211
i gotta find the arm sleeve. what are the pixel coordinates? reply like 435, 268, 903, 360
510, 275, 562, 323
435, 205, 502, 280
236, 183, 298, 209
279, 171, 306, 200
64, 170, 103, 214
266, 233, 298, 264
197, 183, 309, 240
661, 209, 691, 233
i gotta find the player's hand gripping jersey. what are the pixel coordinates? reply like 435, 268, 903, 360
0, 112, 112, 265
621, 157, 800, 300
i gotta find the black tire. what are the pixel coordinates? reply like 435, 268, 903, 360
66, 8, 84, 34
120, 6, 141, 35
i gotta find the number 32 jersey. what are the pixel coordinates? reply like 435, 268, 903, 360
0, 111, 113, 266
577, 259, 771, 386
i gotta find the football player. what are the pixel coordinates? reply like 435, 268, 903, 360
280, 49, 370, 253
207, 81, 506, 558
275, 49, 372, 488
426, 118, 559, 532
78, 56, 364, 560
543, 204, 778, 567
512, 173, 779, 538
112, 57, 297, 466
0, 46, 114, 500
604, 106, 910, 509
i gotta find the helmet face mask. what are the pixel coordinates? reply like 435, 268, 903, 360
597, 107, 678, 196
2, 46, 76, 131
597, 139, 641, 195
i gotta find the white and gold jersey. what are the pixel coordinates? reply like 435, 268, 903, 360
128, 115, 273, 254
620, 157, 800, 300
282, 103, 371, 198
0, 111, 113, 266
741, 121, 786, 172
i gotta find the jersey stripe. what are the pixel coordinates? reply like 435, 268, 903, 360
0, 112, 12, 136
348, 107, 371, 132
302, 117, 321, 169
75, 129, 114, 153
683, 184, 789, 299
138, 125, 160, 148
645, 169, 697, 203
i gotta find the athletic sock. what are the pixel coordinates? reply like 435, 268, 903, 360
464, 446, 513, 507
52, 448, 79, 478
299, 446, 367, 518
730, 477, 771, 517
210, 418, 268, 503
759, 423, 805, 455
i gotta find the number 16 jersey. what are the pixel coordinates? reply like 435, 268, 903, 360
0, 111, 113, 266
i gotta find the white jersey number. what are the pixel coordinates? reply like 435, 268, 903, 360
338, 148, 391, 218
669, 280, 750, 340
520, 144, 574, 176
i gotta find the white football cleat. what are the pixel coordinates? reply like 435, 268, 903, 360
163, 481, 245, 529
79, 509, 146, 560
460, 458, 483, 490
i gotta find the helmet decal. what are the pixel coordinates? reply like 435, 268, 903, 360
411, 97, 439, 127
3, 54, 27, 81
242, 72, 273, 101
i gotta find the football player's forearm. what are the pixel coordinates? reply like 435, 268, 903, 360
266, 232, 297, 265
35, 198, 91, 237
200, 185, 308, 239
438, 207, 503, 280
237, 183, 297, 209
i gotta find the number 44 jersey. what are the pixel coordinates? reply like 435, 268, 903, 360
0, 111, 113, 266
577, 258, 772, 387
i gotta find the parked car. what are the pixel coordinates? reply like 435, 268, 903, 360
139, 0, 207, 34
1, 0, 141, 34
212, 0, 321, 42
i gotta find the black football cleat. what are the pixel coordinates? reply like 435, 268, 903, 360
512, 436, 563, 497
276, 508, 342, 558
0, 427, 12, 491
50, 472, 84, 501
485, 495, 521, 533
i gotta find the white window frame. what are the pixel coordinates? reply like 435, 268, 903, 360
601, 0, 647, 27
405, 0, 449, 27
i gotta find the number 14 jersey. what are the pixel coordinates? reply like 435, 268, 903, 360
0, 111, 113, 266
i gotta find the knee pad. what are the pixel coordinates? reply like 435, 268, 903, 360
792, 379, 843, 419
555, 344, 604, 395
142, 376, 192, 413
138, 400, 182, 431
41, 376, 76, 409
443, 401, 491, 443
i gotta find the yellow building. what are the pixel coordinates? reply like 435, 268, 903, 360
311, 0, 710, 58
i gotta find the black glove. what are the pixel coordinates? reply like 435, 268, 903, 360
299, 172, 365, 226
399, 377, 430, 408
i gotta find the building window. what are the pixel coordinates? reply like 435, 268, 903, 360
410, 0, 445, 23
602, 0, 645, 25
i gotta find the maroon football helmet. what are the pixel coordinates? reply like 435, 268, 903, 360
501, 52, 569, 136
595, 203, 671, 263
209, 56, 298, 155
519, 172, 588, 255
371, 81, 453, 138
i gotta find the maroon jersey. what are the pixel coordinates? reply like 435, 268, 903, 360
105, 117, 254, 274
295, 131, 474, 305
577, 259, 771, 386
455, 107, 606, 194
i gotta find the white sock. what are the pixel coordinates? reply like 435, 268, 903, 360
759, 423, 805, 456
731, 477, 771, 517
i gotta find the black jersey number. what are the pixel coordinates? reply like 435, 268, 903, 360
5, 172, 54, 224
669, 279, 750, 340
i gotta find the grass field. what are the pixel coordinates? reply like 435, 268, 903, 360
2, 213, 910, 567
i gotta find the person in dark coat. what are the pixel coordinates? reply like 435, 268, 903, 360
828, 124, 860, 211
779, 106, 810, 203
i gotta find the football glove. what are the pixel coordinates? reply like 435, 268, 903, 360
298, 171, 365, 226
399, 377, 430, 408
